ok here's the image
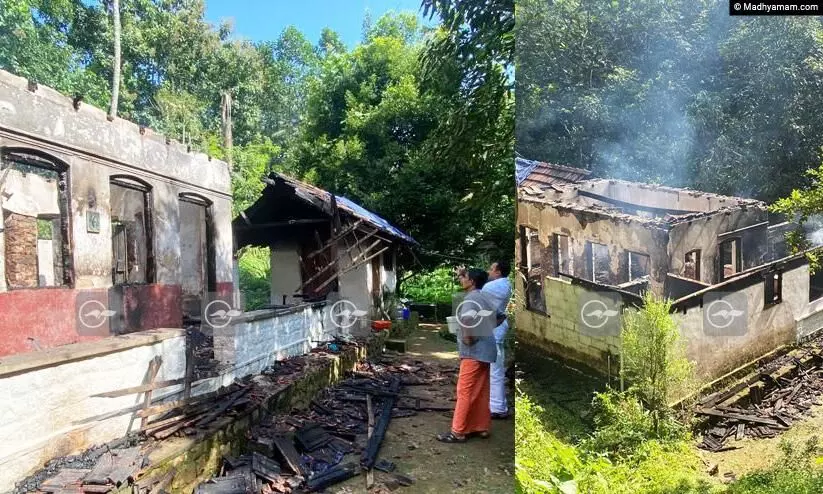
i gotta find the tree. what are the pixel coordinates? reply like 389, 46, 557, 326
287, 12, 512, 272
419, 0, 515, 265
109, 0, 120, 118
516, 0, 823, 203
769, 162, 823, 273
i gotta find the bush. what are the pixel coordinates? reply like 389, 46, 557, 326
238, 247, 271, 311
583, 390, 688, 459
726, 438, 823, 494
621, 291, 695, 433
515, 391, 711, 494
400, 266, 459, 305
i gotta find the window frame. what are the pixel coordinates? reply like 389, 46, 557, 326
110, 175, 155, 285
719, 237, 742, 282
626, 250, 651, 282
684, 249, 702, 281
519, 225, 548, 315
588, 241, 610, 284
764, 269, 783, 306
0, 147, 74, 289
552, 233, 570, 277
179, 192, 217, 293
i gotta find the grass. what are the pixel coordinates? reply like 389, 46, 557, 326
516, 348, 823, 494
515, 348, 715, 494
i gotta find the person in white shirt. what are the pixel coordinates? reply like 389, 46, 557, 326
482, 260, 512, 419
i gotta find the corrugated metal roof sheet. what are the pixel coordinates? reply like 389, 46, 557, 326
516, 157, 590, 187
274, 173, 418, 245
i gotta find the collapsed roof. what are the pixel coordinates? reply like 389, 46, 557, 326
234, 172, 418, 249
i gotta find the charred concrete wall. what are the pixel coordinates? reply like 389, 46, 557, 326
516, 192, 820, 384
517, 198, 670, 293
0, 69, 233, 356
514, 274, 623, 374
519, 195, 770, 296
667, 209, 768, 285
675, 261, 815, 381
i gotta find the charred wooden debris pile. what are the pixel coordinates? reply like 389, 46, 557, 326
16, 353, 455, 494
15, 355, 313, 494
696, 344, 823, 452
195, 357, 455, 493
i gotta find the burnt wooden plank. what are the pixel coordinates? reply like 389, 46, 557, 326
696, 408, 781, 427
361, 377, 401, 469
304, 463, 359, 492
251, 453, 281, 483
85, 447, 142, 486
91, 379, 185, 398
80, 485, 112, 493
40, 469, 91, 492
194, 475, 248, 494
141, 357, 162, 429
735, 423, 745, 441
147, 469, 176, 494
785, 383, 804, 405
272, 434, 308, 477
194, 387, 251, 428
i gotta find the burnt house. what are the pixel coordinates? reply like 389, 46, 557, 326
515, 158, 823, 382
0, 69, 234, 357
234, 173, 418, 318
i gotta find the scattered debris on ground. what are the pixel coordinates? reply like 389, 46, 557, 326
15, 342, 457, 494
13, 435, 144, 494
196, 356, 456, 493
696, 341, 823, 452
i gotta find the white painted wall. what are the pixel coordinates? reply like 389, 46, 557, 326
270, 242, 302, 306
338, 242, 371, 317
213, 304, 331, 379
36, 239, 54, 286
0, 331, 186, 493
2, 169, 59, 217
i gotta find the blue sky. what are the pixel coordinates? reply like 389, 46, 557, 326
204, 0, 432, 47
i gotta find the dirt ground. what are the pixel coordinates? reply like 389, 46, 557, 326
334, 324, 514, 494
701, 400, 823, 480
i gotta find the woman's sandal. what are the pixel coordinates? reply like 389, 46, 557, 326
436, 431, 467, 443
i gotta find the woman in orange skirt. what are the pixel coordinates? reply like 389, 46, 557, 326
437, 268, 498, 443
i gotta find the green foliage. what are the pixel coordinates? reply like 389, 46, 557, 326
419, 0, 514, 266
769, 162, 823, 273
621, 291, 695, 433
237, 246, 270, 311
400, 266, 458, 304
726, 438, 823, 494
517, 0, 823, 203
583, 390, 688, 459
36, 218, 53, 240
514, 391, 711, 494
